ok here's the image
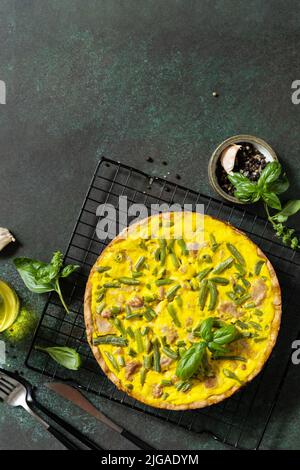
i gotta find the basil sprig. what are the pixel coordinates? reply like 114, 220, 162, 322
35, 345, 81, 370
228, 161, 300, 249
176, 318, 241, 380
14, 251, 79, 313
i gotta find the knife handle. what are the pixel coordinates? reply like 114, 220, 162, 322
33, 400, 104, 451
121, 428, 155, 450
47, 425, 81, 450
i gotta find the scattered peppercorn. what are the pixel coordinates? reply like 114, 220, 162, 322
212, 91, 219, 97
146, 157, 154, 163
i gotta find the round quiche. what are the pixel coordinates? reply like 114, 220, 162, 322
84, 212, 281, 410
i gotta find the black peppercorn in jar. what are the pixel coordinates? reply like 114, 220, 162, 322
208, 135, 278, 204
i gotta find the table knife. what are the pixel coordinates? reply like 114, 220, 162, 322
46, 382, 155, 450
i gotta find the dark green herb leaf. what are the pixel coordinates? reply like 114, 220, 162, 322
262, 192, 282, 210
272, 200, 300, 221
14, 252, 79, 313
35, 346, 81, 370
213, 324, 240, 345
267, 174, 289, 194
258, 161, 282, 187
176, 342, 206, 380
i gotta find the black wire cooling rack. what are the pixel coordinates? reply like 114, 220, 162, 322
25, 157, 300, 450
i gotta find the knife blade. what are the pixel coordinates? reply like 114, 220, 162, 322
46, 382, 155, 450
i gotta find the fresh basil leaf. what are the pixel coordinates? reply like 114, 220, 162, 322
262, 192, 282, 210
207, 341, 228, 354
228, 173, 260, 203
213, 325, 240, 345
272, 200, 300, 221
61, 264, 80, 278
198, 317, 214, 342
14, 252, 80, 313
258, 161, 282, 187
267, 174, 289, 194
50, 251, 64, 270
35, 346, 81, 370
228, 172, 252, 186
176, 342, 206, 380
13, 258, 54, 293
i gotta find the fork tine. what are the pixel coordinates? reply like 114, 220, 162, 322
0, 372, 19, 387
0, 385, 9, 400
0, 376, 15, 390
0, 380, 12, 393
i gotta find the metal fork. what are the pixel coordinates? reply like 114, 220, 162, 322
0, 369, 82, 450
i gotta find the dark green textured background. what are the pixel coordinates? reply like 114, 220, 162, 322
1, 0, 300, 450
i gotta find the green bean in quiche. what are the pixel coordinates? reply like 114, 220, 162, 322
210, 277, 229, 285
132, 271, 143, 278
154, 248, 161, 262
226, 243, 246, 266
208, 281, 218, 311
244, 302, 256, 309
241, 277, 251, 288
197, 267, 213, 281
111, 306, 121, 315
141, 326, 150, 336
235, 293, 251, 305
143, 353, 153, 369
170, 253, 180, 269
166, 284, 181, 300
162, 345, 178, 360
153, 339, 161, 372
140, 367, 147, 386
213, 355, 247, 362
175, 295, 183, 307
254, 309, 263, 317
167, 304, 181, 327
202, 254, 212, 263
96, 302, 106, 314
160, 379, 173, 386
118, 277, 140, 285
113, 318, 127, 336
155, 278, 174, 286
213, 257, 234, 274
93, 335, 128, 347
135, 256, 146, 271
135, 328, 144, 353
254, 260, 265, 276
117, 356, 125, 367
209, 234, 220, 252
103, 282, 121, 288
177, 238, 189, 255
199, 280, 209, 310
126, 327, 135, 339
223, 368, 243, 384
96, 292, 105, 302
235, 263, 246, 276
128, 348, 137, 357
125, 312, 143, 320
144, 336, 152, 354
248, 321, 262, 331
104, 352, 119, 372
159, 239, 167, 266
96, 266, 111, 273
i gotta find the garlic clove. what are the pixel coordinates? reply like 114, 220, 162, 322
0, 228, 15, 252
220, 144, 241, 174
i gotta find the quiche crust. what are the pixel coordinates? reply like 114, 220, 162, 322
84, 212, 281, 410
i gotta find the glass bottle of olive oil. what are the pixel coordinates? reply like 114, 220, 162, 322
0, 279, 20, 332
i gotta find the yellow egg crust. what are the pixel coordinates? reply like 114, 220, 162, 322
84, 212, 281, 410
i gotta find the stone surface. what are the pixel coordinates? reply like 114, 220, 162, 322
1, 0, 300, 450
